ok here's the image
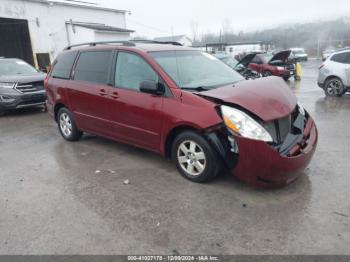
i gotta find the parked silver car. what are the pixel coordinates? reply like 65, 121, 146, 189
318, 49, 350, 97
290, 48, 308, 62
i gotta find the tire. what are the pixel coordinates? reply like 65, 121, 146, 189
283, 76, 290, 81
171, 131, 221, 183
57, 107, 82, 141
0, 109, 5, 116
324, 77, 345, 97
262, 70, 272, 77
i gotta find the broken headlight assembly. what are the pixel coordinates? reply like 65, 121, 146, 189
0, 82, 16, 89
221, 105, 273, 142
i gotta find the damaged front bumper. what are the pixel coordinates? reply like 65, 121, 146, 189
232, 116, 317, 187
207, 108, 318, 188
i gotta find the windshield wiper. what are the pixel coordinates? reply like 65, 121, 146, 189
181, 86, 210, 91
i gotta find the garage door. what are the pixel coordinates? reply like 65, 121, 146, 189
0, 17, 34, 65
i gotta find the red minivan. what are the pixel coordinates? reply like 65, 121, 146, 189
45, 41, 317, 188
248, 50, 295, 80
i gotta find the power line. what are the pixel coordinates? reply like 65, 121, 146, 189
127, 18, 171, 34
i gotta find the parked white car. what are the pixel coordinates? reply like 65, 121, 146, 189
318, 49, 350, 96
290, 48, 308, 62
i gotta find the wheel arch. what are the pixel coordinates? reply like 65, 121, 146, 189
324, 75, 343, 84
54, 103, 67, 122
164, 124, 200, 158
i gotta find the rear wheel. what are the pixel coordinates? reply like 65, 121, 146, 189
324, 77, 344, 97
172, 131, 221, 182
57, 107, 82, 141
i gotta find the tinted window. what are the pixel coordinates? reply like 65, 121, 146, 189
51, 51, 77, 79
331, 52, 350, 64
343, 52, 350, 64
115, 52, 158, 91
252, 55, 262, 64
74, 51, 112, 84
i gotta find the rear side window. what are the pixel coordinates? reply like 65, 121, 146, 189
51, 51, 77, 79
115, 52, 158, 91
252, 55, 263, 64
331, 52, 350, 64
343, 52, 350, 64
74, 51, 112, 84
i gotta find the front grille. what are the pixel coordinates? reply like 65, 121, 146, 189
262, 106, 307, 148
16, 81, 44, 93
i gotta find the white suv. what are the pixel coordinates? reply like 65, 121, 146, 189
318, 49, 350, 97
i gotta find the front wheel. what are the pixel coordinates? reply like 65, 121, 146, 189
262, 70, 272, 77
324, 77, 344, 97
57, 107, 83, 141
172, 131, 221, 182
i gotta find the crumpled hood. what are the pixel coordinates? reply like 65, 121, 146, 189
236, 53, 257, 68
198, 76, 297, 121
269, 50, 291, 63
0, 73, 46, 83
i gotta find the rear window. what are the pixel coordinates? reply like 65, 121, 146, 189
51, 51, 77, 79
330, 52, 350, 64
74, 51, 112, 85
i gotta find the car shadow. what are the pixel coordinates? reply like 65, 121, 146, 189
62, 132, 312, 196
0, 106, 46, 118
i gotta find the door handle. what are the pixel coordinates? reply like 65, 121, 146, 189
99, 89, 107, 96
111, 91, 119, 99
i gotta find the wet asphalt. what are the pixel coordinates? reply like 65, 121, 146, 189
0, 59, 349, 255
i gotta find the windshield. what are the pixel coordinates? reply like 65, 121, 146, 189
258, 54, 273, 63
150, 51, 244, 89
0, 60, 38, 76
293, 50, 305, 55
220, 56, 239, 69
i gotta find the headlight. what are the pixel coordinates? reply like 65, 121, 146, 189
221, 105, 273, 142
297, 101, 305, 116
0, 82, 15, 89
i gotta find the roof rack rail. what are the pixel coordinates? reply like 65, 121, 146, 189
64, 39, 183, 50
130, 39, 183, 46
64, 41, 136, 50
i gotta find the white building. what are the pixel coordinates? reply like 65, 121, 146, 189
203, 42, 273, 56
154, 35, 193, 47
0, 0, 133, 70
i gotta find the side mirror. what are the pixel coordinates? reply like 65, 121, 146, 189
140, 80, 164, 95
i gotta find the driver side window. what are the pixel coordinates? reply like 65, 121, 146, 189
115, 52, 158, 91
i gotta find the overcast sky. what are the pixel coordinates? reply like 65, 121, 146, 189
95, 0, 350, 38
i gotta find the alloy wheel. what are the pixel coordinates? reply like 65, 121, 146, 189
59, 113, 73, 137
327, 79, 343, 96
263, 71, 272, 77
177, 140, 207, 176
